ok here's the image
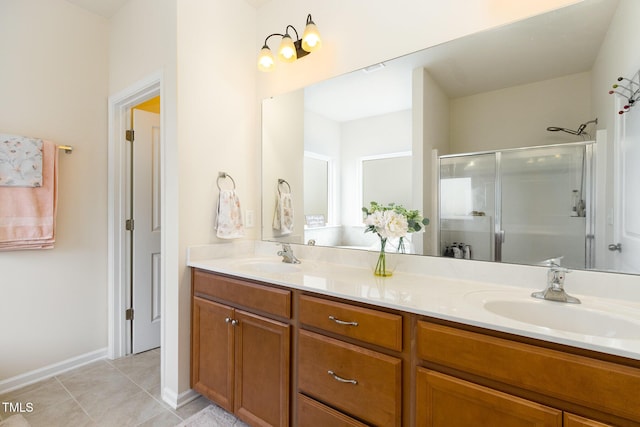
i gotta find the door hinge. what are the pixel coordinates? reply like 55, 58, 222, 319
125, 308, 134, 320
125, 219, 134, 231
126, 129, 135, 142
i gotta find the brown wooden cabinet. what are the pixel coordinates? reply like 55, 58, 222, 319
191, 271, 291, 427
416, 320, 640, 427
191, 267, 640, 427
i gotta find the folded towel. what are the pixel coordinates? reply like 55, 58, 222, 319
272, 191, 294, 235
0, 133, 44, 187
0, 140, 57, 250
214, 189, 244, 239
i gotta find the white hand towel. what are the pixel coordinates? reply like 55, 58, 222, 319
272, 192, 294, 235
214, 189, 244, 239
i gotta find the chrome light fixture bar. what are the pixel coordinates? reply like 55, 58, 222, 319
258, 14, 322, 72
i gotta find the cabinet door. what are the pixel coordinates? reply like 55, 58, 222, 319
191, 297, 234, 412
416, 368, 562, 427
234, 310, 290, 427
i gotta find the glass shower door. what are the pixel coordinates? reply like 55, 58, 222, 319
499, 144, 590, 269
439, 153, 496, 261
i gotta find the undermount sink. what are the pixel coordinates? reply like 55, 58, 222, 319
465, 290, 640, 339
235, 259, 302, 274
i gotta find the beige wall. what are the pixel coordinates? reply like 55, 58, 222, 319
176, 0, 258, 397
256, 0, 578, 99
0, 0, 109, 381
109, 0, 181, 402
450, 72, 592, 153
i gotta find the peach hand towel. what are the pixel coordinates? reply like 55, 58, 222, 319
0, 140, 57, 250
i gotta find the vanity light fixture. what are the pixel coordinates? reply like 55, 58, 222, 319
257, 14, 322, 72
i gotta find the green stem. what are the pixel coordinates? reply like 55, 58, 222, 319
374, 238, 392, 277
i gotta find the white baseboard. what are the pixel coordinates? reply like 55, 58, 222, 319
162, 387, 200, 410
0, 348, 108, 395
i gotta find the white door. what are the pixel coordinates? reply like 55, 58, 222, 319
132, 109, 161, 353
613, 100, 640, 274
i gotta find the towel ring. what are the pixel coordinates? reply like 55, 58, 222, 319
277, 178, 291, 195
217, 172, 236, 190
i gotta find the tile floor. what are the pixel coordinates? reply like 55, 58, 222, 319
0, 348, 243, 427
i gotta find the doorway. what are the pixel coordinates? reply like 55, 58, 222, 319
108, 73, 163, 360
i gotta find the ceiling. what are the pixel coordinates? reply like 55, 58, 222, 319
65, 0, 271, 18
304, 0, 619, 123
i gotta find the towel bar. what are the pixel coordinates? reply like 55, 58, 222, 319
57, 145, 73, 154
277, 178, 291, 194
217, 172, 236, 190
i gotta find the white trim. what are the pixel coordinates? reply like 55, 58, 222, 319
162, 387, 200, 410
0, 348, 107, 395
108, 71, 163, 361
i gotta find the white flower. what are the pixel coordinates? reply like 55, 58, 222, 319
364, 210, 385, 230
365, 210, 408, 239
382, 210, 408, 239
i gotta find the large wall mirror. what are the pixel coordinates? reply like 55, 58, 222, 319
262, 0, 640, 275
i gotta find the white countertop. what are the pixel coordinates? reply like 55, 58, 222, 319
187, 241, 640, 361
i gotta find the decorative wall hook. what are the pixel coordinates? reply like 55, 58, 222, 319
608, 70, 640, 114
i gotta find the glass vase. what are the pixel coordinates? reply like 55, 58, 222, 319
374, 238, 393, 277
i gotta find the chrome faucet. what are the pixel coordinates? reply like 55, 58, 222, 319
531, 266, 580, 304
277, 243, 300, 264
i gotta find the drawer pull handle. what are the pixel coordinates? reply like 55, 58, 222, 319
328, 316, 358, 327
327, 370, 358, 385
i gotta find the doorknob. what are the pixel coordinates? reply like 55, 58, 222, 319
608, 243, 622, 252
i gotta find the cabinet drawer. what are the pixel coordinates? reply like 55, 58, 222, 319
564, 413, 614, 427
298, 394, 369, 427
193, 269, 291, 318
417, 321, 640, 422
416, 368, 562, 427
299, 295, 402, 351
298, 330, 402, 427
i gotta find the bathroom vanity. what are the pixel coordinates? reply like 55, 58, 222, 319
189, 244, 640, 427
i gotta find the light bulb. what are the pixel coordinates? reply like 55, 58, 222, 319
257, 46, 275, 72
301, 20, 321, 52
278, 34, 297, 63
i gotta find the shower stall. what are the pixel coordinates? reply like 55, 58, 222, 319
439, 142, 594, 269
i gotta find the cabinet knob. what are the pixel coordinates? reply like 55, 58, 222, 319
327, 370, 358, 385
328, 315, 358, 327
225, 317, 239, 326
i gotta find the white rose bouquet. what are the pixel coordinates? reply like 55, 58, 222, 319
362, 202, 429, 276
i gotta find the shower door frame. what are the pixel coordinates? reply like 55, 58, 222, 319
439, 140, 595, 268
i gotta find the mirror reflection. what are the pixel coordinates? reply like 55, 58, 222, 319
262, 0, 640, 275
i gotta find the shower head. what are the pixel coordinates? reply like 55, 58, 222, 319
546, 126, 580, 135
546, 118, 598, 136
